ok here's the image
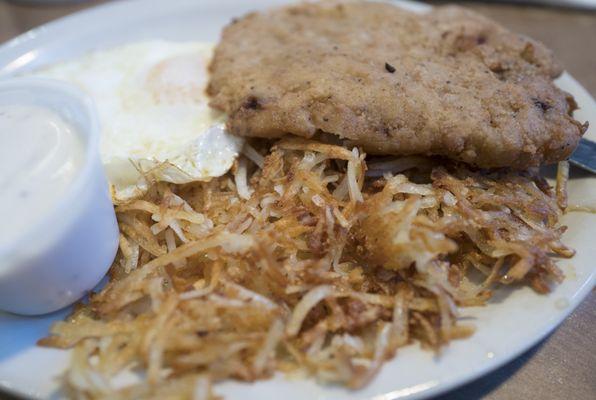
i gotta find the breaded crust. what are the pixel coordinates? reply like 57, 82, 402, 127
208, 1, 586, 168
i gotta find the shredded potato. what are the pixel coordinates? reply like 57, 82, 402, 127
556, 161, 569, 210
39, 140, 573, 399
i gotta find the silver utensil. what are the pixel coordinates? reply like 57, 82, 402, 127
504, 0, 596, 10
570, 138, 596, 174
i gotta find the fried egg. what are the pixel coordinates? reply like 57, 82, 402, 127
29, 41, 243, 201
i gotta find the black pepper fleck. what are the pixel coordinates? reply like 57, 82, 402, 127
532, 98, 551, 112
243, 96, 261, 110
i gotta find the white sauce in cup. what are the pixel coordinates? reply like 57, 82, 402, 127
0, 105, 84, 244
0, 78, 119, 315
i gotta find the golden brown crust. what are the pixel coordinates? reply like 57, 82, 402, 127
208, 1, 586, 168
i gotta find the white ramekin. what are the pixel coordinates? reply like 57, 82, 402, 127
0, 78, 119, 315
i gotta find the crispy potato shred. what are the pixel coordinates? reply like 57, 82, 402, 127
39, 139, 573, 399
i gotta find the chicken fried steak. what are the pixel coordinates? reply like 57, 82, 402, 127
208, 1, 586, 169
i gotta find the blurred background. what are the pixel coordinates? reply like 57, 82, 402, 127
0, 1, 594, 399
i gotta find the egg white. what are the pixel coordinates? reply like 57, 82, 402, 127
29, 41, 243, 201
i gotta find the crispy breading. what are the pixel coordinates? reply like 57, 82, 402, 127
208, 1, 586, 169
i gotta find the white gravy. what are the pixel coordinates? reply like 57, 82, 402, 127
0, 104, 84, 245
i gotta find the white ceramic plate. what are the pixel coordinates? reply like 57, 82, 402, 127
0, 1, 594, 399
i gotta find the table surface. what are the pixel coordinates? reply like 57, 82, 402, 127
0, 1, 594, 399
